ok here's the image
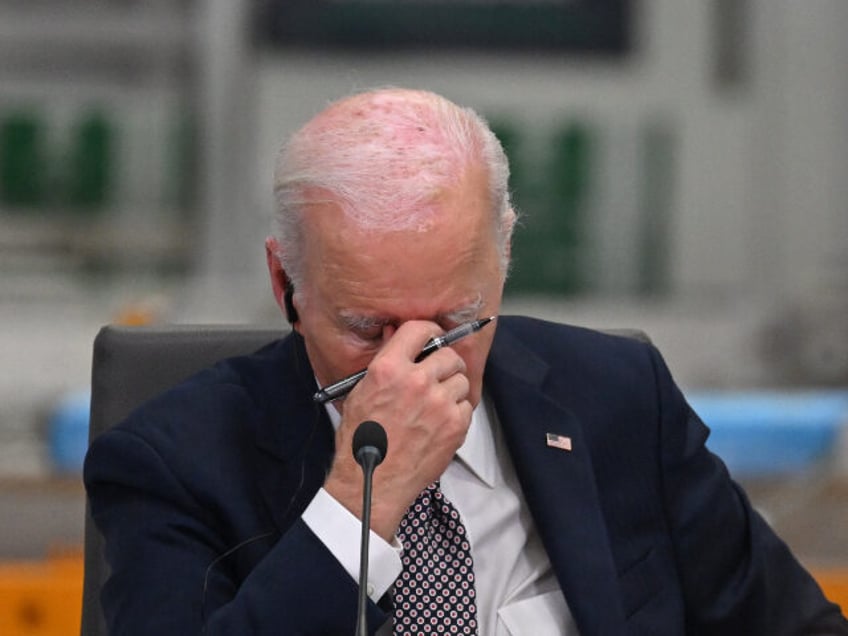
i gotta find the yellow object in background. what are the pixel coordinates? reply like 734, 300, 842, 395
0, 552, 82, 636
815, 567, 848, 618
0, 552, 843, 633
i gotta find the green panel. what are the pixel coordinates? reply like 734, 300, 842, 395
64, 110, 115, 211
0, 112, 48, 208
506, 120, 594, 296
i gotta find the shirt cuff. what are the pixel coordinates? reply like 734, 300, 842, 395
301, 487, 402, 601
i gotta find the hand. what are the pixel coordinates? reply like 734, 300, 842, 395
322, 320, 473, 541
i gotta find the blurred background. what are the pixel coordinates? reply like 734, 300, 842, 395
1, 0, 846, 632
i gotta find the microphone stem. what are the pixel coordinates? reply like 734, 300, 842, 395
355, 455, 376, 636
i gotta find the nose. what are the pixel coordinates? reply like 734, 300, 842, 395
381, 323, 397, 344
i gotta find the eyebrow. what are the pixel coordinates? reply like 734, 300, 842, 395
338, 313, 390, 333
338, 294, 484, 332
439, 294, 484, 325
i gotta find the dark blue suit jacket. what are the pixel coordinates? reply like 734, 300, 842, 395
84, 316, 847, 634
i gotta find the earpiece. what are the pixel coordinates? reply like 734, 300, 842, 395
283, 275, 299, 324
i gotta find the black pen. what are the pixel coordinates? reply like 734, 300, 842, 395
312, 316, 496, 404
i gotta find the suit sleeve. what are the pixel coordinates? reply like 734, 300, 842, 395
84, 427, 391, 635
649, 345, 848, 634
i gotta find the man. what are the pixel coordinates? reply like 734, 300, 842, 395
84, 88, 847, 634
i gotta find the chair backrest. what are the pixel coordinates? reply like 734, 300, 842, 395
81, 324, 285, 636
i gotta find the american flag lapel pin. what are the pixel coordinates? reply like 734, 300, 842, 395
546, 432, 572, 451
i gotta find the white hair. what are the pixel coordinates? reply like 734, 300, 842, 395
272, 88, 515, 288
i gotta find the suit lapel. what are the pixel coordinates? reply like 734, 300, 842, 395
486, 326, 627, 634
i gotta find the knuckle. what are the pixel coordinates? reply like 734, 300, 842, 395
367, 355, 397, 382
407, 367, 431, 392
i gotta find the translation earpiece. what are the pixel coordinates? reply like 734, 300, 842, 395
283, 275, 299, 324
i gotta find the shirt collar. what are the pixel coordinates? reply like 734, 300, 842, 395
324, 396, 498, 489
455, 397, 498, 488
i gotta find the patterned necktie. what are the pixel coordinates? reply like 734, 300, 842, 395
392, 481, 478, 634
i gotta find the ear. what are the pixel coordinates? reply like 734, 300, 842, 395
500, 207, 517, 275
502, 207, 517, 248
265, 237, 300, 326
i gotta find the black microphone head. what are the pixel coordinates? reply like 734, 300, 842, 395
352, 420, 388, 465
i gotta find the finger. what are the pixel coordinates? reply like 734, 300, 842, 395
377, 320, 444, 362
422, 347, 468, 381
440, 372, 471, 403
457, 399, 473, 426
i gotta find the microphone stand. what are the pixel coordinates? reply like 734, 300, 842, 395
356, 457, 376, 636
353, 421, 387, 636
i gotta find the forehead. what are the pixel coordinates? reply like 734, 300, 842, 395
299, 171, 500, 319
310, 216, 493, 309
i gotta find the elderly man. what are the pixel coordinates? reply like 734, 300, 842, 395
85, 88, 847, 635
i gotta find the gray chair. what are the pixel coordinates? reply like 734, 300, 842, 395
81, 324, 285, 636
80, 322, 647, 635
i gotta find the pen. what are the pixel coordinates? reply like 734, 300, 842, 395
312, 316, 496, 404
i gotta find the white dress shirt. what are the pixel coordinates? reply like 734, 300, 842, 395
302, 397, 580, 636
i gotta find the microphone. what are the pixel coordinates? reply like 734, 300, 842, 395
353, 419, 388, 470
352, 420, 388, 636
